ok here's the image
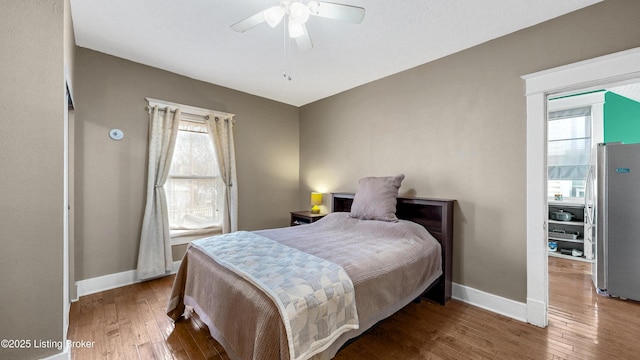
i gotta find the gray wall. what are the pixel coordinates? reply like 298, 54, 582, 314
73, 48, 300, 280
0, 1, 66, 359
298, 0, 640, 302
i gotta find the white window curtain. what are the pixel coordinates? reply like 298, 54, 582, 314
205, 116, 238, 233
137, 106, 181, 280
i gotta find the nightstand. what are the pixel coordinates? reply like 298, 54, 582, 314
290, 211, 326, 226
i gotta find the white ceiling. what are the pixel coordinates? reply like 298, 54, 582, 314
70, 0, 602, 107
608, 82, 640, 103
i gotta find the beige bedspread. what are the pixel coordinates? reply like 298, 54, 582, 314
167, 212, 442, 360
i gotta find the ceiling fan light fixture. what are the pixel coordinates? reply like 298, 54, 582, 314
231, 1, 366, 51
288, 1, 310, 23
307, 1, 320, 15
288, 20, 305, 38
264, 6, 285, 28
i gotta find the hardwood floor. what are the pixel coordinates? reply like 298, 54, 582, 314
68, 257, 640, 359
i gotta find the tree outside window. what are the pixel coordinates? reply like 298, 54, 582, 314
165, 121, 223, 232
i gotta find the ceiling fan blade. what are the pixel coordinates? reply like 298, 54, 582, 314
230, 11, 266, 33
310, 2, 365, 24
295, 24, 313, 52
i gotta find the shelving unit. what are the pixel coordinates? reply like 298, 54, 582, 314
548, 202, 592, 263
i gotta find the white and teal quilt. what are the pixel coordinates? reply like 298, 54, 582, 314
191, 231, 359, 360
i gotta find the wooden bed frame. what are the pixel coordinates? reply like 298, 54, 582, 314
331, 192, 454, 305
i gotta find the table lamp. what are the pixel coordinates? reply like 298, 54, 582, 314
310, 192, 323, 214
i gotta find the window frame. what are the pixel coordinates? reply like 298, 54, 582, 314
166, 121, 222, 238
547, 92, 605, 202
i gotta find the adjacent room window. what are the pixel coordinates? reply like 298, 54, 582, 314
547, 106, 591, 199
165, 120, 223, 235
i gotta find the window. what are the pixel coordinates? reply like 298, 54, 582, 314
165, 120, 223, 235
547, 106, 591, 200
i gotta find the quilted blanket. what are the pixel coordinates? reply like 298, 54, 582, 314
191, 231, 359, 360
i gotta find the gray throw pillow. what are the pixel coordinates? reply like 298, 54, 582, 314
350, 174, 405, 222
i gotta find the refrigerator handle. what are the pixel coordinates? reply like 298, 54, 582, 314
585, 165, 595, 225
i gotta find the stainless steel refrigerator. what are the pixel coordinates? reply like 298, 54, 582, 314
586, 142, 640, 300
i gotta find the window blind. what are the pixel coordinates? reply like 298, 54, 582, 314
547, 106, 591, 180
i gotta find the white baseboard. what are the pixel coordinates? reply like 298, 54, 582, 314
75, 261, 181, 299
452, 282, 527, 323
74, 264, 529, 324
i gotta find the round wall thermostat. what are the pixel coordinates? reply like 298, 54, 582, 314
109, 129, 124, 141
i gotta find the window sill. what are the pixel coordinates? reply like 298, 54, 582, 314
170, 228, 222, 246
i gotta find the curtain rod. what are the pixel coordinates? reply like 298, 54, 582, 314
145, 97, 235, 119
145, 106, 236, 125
145, 106, 210, 121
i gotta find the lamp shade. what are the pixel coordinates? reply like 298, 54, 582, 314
264, 6, 285, 28
311, 192, 323, 205
289, 1, 310, 23
288, 20, 305, 38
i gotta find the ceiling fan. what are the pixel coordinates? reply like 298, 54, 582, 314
230, 1, 365, 52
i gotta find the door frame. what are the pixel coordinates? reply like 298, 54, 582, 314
63, 66, 75, 355
522, 47, 640, 327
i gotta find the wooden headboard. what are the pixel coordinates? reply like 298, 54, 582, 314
331, 192, 454, 305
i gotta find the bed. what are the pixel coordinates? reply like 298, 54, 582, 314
167, 192, 454, 360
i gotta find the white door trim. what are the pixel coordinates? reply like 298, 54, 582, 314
522, 47, 640, 327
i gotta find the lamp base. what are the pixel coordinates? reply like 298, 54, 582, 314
310, 205, 320, 214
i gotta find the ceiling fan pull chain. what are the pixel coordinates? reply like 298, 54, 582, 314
283, 16, 292, 81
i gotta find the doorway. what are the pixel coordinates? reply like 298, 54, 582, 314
546, 90, 602, 263
522, 47, 640, 327
546, 80, 640, 326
